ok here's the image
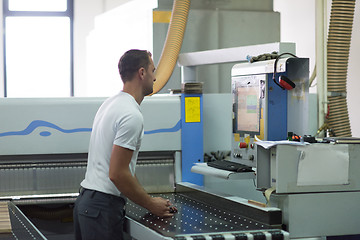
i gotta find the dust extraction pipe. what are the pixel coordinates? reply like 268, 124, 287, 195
327, 0, 356, 137
152, 0, 191, 94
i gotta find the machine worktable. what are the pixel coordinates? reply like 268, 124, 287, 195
126, 189, 288, 240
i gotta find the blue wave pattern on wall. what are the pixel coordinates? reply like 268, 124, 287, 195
0, 120, 92, 137
144, 120, 181, 134
0, 120, 182, 137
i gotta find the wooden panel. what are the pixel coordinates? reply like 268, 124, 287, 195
0, 202, 12, 233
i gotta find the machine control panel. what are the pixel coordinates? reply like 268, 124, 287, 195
231, 58, 309, 168
231, 73, 268, 167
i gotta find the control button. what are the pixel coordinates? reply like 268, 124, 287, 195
249, 155, 254, 161
233, 153, 243, 158
239, 142, 247, 148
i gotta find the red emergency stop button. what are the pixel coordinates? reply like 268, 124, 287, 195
239, 142, 247, 148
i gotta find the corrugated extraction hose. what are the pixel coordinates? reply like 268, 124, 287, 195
152, 0, 191, 94
327, 0, 356, 137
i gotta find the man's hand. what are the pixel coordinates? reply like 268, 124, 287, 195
148, 197, 176, 218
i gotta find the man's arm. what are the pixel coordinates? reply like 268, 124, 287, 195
109, 144, 174, 217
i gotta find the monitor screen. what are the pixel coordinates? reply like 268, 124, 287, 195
232, 75, 263, 135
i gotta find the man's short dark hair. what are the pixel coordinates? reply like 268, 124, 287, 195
118, 49, 152, 83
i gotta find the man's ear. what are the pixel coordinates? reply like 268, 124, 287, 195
138, 67, 145, 80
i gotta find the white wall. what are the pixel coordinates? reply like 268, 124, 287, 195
274, 0, 360, 137
73, 0, 128, 96
74, 0, 155, 97
84, 0, 156, 97
347, 2, 360, 137
73, 0, 104, 96
274, 0, 316, 84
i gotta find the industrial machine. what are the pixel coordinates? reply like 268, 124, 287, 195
1, 44, 359, 240
0, 93, 289, 239
187, 45, 360, 239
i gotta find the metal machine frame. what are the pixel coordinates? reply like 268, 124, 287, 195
256, 144, 360, 238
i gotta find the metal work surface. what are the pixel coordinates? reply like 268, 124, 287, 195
126, 193, 286, 239
0, 202, 46, 240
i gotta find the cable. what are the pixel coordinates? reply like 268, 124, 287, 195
272, 52, 298, 90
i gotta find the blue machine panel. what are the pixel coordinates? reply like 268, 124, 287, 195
181, 94, 204, 186
267, 73, 287, 140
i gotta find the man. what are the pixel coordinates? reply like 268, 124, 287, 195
73, 49, 175, 240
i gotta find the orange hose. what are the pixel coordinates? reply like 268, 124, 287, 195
327, 0, 355, 137
153, 0, 191, 94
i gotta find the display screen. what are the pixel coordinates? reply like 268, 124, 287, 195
232, 75, 263, 134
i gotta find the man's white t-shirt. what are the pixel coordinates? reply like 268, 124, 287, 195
81, 91, 144, 197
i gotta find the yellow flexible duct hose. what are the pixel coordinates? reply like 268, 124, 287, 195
327, 0, 355, 137
152, 0, 191, 94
